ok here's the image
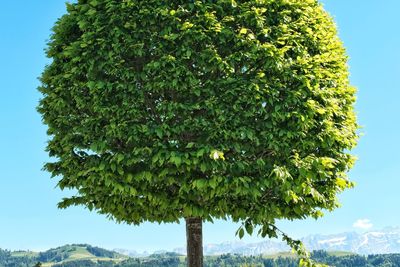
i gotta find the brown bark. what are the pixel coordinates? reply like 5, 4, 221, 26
186, 217, 203, 267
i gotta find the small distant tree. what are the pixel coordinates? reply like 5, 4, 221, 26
34, 262, 42, 267
38, 0, 358, 266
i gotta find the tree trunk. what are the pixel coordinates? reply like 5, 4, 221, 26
186, 217, 203, 267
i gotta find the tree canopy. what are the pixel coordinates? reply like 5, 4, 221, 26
38, 0, 357, 262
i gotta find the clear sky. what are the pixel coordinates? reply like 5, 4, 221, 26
0, 0, 399, 253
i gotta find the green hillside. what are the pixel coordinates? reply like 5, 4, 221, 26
41, 244, 122, 260
0, 244, 127, 267
38, 244, 127, 266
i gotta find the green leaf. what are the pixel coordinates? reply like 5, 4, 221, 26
209, 179, 217, 189
181, 22, 194, 31
172, 156, 182, 167
186, 142, 195, 148
196, 149, 205, 157
245, 222, 253, 235
155, 128, 163, 139
111, 163, 116, 172
117, 166, 124, 175
238, 228, 244, 239
200, 163, 207, 172
335, 178, 348, 189
99, 162, 105, 171
89, 0, 98, 6
117, 154, 124, 163
239, 28, 248, 34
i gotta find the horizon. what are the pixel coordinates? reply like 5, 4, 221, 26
3, 225, 399, 253
1, 0, 399, 254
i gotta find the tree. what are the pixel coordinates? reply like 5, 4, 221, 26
38, 0, 358, 266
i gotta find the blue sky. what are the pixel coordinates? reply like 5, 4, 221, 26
0, 0, 399, 252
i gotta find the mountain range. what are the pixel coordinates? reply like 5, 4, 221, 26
116, 227, 400, 257
302, 227, 400, 255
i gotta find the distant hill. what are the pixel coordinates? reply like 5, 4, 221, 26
2, 245, 400, 266
0, 244, 127, 267
38, 244, 126, 263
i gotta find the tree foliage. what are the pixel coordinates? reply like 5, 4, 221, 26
38, 0, 358, 264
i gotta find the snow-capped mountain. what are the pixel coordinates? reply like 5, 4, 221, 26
174, 227, 400, 256
113, 248, 150, 257
115, 227, 400, 257
173, 240, 289, 256
302, 227, 400, 255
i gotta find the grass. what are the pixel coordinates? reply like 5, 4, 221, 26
11, 250, 39, 257
326, 251, 356, 257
